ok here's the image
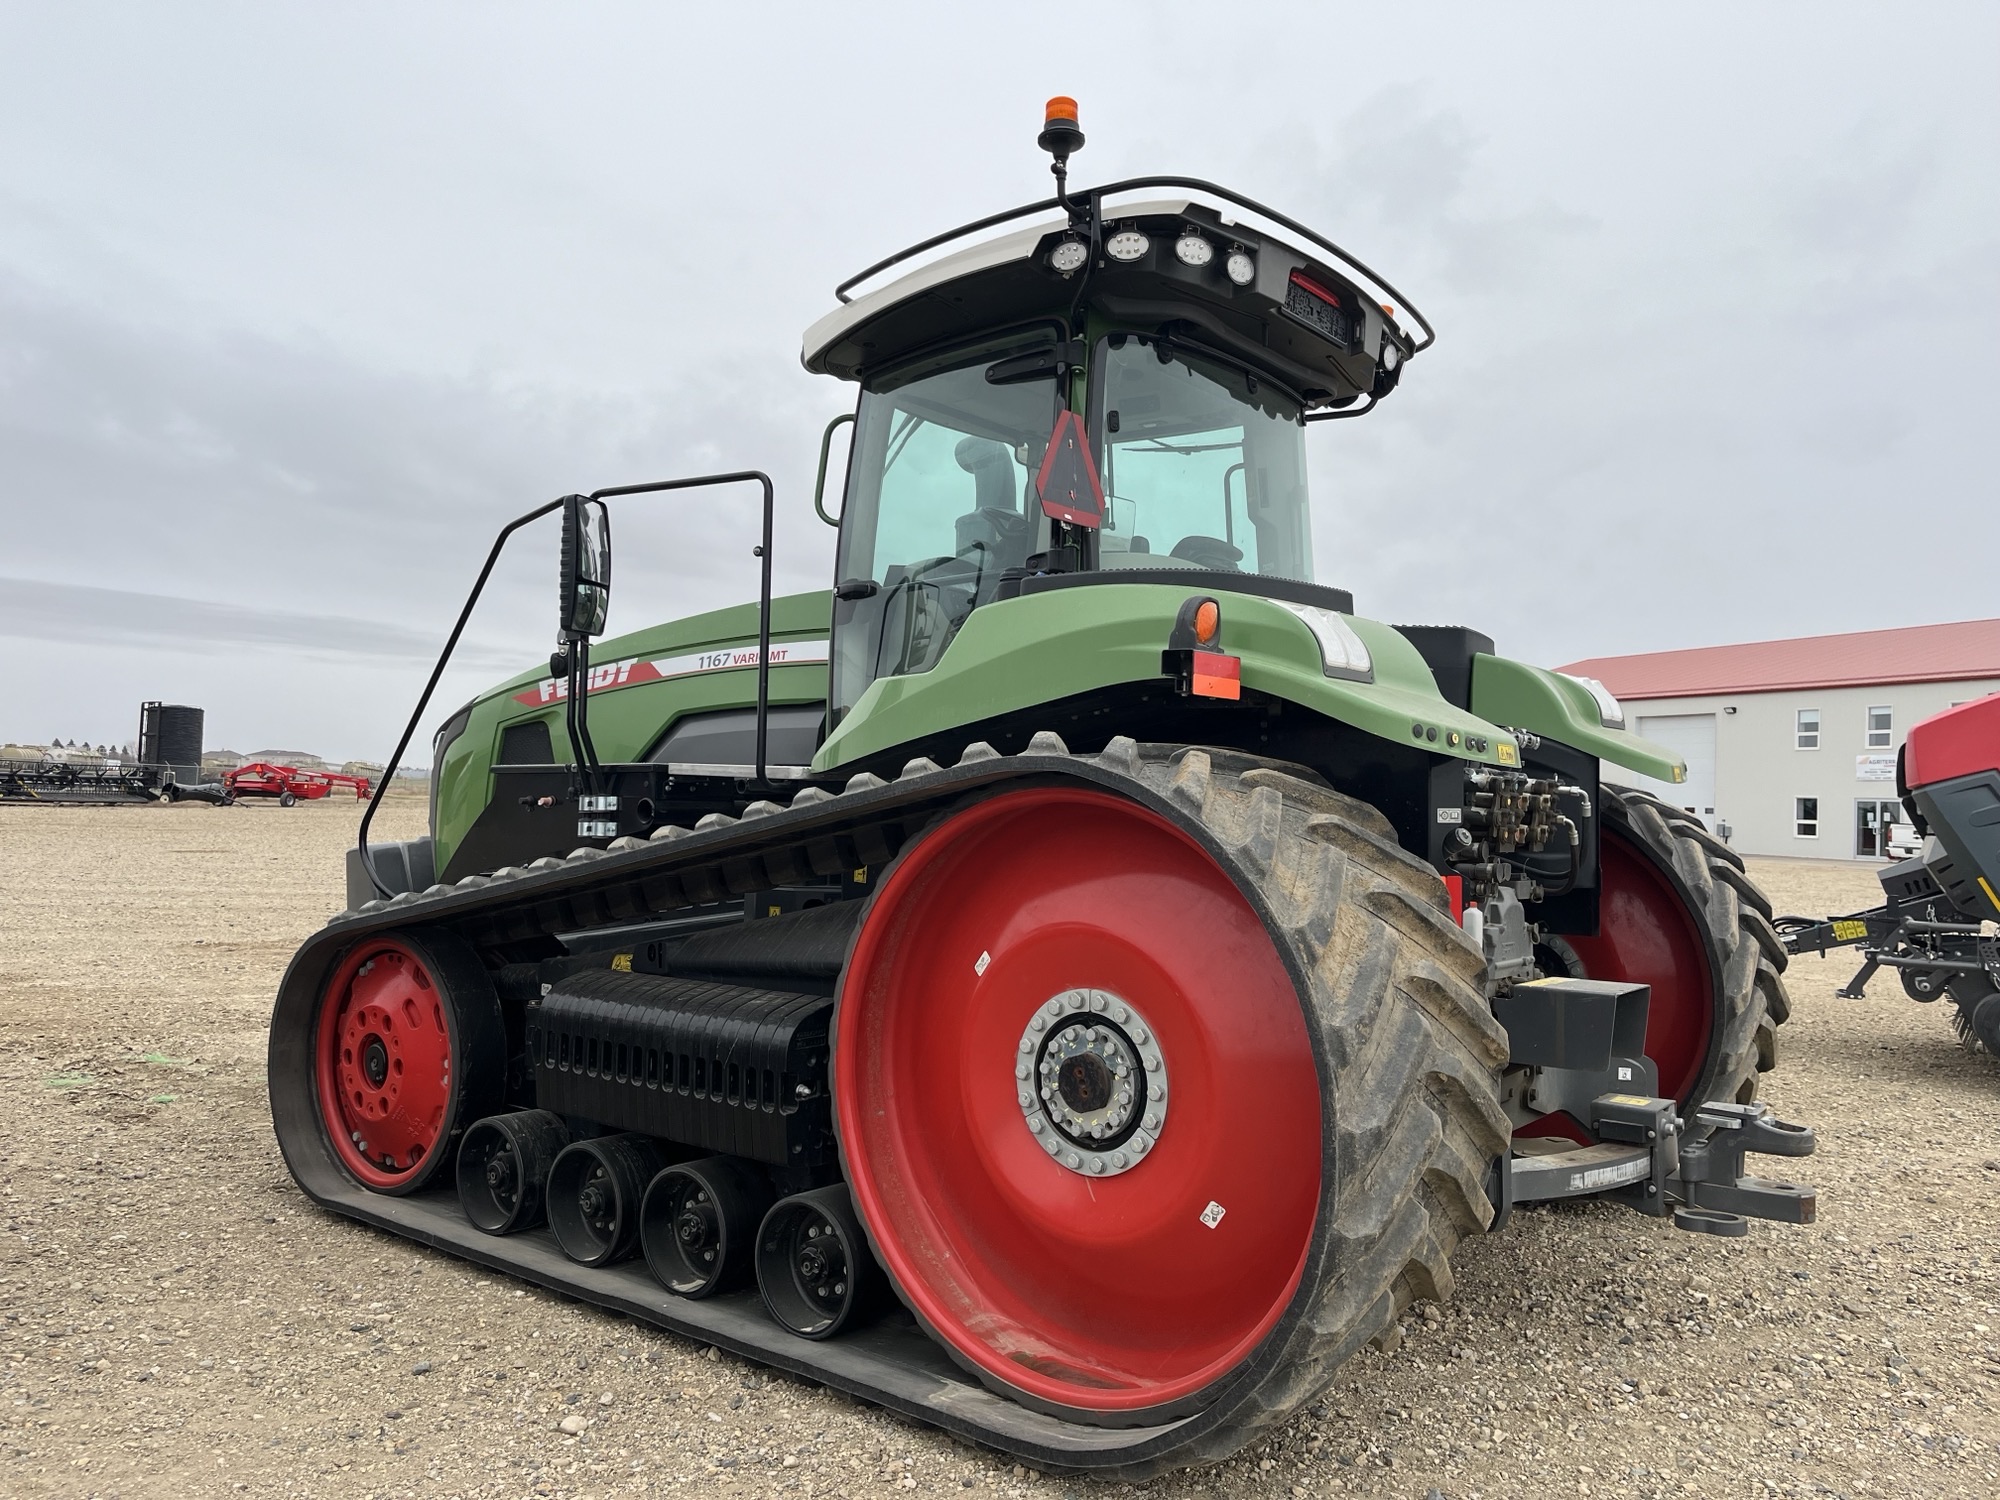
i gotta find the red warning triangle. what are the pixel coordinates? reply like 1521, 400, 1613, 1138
1034, 409, 1105, 530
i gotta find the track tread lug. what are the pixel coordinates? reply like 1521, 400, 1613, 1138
1093, 735, 1141, 776
1165, 747, 1213, 814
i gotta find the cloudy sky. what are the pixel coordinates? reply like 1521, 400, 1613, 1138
3, 4, 1995, 762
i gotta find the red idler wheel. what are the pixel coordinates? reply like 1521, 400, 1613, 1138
834, 787, 1321, 1420
312, 929, 503, 1194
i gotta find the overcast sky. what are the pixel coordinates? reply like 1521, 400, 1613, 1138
3, 4, 1995, 762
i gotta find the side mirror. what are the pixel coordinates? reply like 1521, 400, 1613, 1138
559, 495, 612, 638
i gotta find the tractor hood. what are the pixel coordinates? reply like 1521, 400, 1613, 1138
803, 183, 1419, 413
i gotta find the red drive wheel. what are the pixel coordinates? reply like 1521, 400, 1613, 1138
834, 787, 1321, 1420
312, 929, 503, 1194
1560, 824, 1712, 1105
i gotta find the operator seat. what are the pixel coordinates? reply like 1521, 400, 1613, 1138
1170, 534, 1243, 571
953, 437, 1034, 571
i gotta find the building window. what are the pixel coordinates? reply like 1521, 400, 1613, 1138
1866, 705, 1892, 748
1795, 708, 1820, 750
1795, 797, 1819, 838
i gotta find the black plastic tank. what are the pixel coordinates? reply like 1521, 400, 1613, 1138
139, 701, 204, 784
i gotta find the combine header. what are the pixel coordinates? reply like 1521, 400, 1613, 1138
268, 103, 1816, 1476
1779, 694, 2000, 1054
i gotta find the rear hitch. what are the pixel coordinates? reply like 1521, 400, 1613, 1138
1672, 1100, 1817, 1233
1495, 1095, 1817, 1239
1489, 976, 1817, 1237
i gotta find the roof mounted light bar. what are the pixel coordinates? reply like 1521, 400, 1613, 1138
831, 174, 1435, 356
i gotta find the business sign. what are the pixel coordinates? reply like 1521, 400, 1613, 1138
1855, 753, 1896, 782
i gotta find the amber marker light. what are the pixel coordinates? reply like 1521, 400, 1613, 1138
1193, 600, 1221, 645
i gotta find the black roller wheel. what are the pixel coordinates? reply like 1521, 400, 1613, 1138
458, 1110, 570, 1234
756, 1184, 883, 1339
1965, 991, 2000, 1056
549, 1135, 661, 1266
642, 1156, 775, 1298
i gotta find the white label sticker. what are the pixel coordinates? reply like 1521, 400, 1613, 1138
1199, 1201, 1227, 1229
1568, 1157, 1651, 1193
974, 950, 991, 977
1435, 807, 1463, 825
1617, 1065, 1634, 1082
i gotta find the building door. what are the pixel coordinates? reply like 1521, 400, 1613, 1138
1620, 714, 1719, 832
1854, 798, 1901, 858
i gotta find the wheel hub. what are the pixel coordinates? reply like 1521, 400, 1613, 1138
676, 1196, 719, 1258
1016, 988, 1166, 1176
361, 1035, 389, 1088
794, 1224, 847, 1302
578, 1170, 613, 1232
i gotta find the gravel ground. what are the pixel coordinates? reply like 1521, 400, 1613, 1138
2, 799, 1996, 1500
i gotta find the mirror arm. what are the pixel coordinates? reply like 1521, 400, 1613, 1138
565, 636, 605, 794
357, 495, 566, 900
814, 412, 855, 528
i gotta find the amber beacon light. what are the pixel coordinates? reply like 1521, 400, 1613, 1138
1038, 97, 1084, 157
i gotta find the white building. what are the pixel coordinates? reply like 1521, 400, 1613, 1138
1560, 619, 2000, 860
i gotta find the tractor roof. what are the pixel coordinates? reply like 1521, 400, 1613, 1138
802, 177, 1430, 415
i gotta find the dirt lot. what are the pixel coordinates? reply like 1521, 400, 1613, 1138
2, 799, 1996, 1500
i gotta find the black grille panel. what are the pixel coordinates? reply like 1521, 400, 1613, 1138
527, 969, 833, 1166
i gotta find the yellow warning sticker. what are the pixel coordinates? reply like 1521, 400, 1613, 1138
610, 952, 633, 972
1831, 919, 1868, 941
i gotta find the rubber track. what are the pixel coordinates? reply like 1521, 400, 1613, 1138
1603, 786, 1792, 1108
270, 734, 1511, 1476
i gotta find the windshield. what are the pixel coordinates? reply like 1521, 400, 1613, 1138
830, 335, 1059, 725
1092, 334, 1313, 581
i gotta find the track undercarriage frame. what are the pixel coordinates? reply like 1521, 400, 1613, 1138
278, 734, 1814, 1474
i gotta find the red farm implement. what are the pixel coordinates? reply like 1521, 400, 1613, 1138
224, 762, 372, 807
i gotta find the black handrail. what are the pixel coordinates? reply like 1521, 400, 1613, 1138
357, 496, 564, 898
833, 174, 1434, 355
356, 470, 778, 900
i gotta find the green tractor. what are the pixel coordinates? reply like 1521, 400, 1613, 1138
269, 103, 1811, 1475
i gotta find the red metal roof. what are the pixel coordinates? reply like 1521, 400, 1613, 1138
1558, 618, 2000, 700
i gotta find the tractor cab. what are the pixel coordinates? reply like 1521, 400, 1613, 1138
804, 137, 1422, 729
